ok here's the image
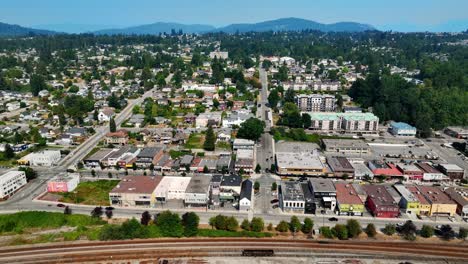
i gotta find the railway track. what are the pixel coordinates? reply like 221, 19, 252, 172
0, 238, 466, 263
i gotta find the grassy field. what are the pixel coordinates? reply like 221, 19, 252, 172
216, 141, 231, 150
0, 211, 104, 234
185, 133, 205, 149
58, 180, 120, 206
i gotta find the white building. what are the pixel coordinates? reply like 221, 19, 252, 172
0, 171, 27, 199
295, 94, 336, 112
185, 175, 212, 207
209, 51, 228, 60
389, 122, 417, 137
195, 111, 223, 128
152, 176, 191, 204
19, 150, 61, 167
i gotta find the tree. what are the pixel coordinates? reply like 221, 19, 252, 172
155, 211, 183, 237
250, 217, 264, 232
4, 144, 15, 159
18, 167, 37, 181
30, 74, 47, 96
267, 223, 273, 231
346, 219, 362, 238
383, 224, 396, 236
237, 118, 265, 141
105, 209, 113, 219
439, 224, 456, 240
365, 223, 377, 238
333, 224, 349, 240
420, 225, 434, 238
284, 88, 296, 103
109, 117, 116, 132
276, 221, 289, 232
241, 219, 250, 230
254, 181, 260, 192
208, 217, 216, 229
203, 125, 215, 151
320, 226, 334, 239
182, 212, 199, 237
271, 182, 277, 191
91, 206, 103, 218
400, 220, 417, 240
225, 216, 238, 231
267, 89, 280, 108
255, 164, 261, 173
140, 211, 152, 226
289, 216, 301, 233
458, 227, 468, 241
302, 218, 314, 234
301, 113, 311, 128
64, 206, 72, 215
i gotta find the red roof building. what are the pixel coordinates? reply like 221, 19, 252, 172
363, 185, 400, 218
368, 160, 403, 178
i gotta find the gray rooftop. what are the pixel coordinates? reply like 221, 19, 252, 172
186, 175, 212, 194
281, 181, 305, 201
309, 178, 336, 193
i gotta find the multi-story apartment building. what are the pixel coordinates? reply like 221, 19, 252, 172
295, 94, 336, 112
307, 112, 379, 134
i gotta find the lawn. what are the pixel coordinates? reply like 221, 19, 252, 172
58, 180, 120, 206
0, 211, 104, 234
216, 141, 231, 150
185, 133, 205, 149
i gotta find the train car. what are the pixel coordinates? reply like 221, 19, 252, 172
242, 249, 274, 257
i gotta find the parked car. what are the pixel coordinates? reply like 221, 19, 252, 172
328, 217, 338, 222
270, 199, 279, 204
272, 204, 279, 209
105, 206, 115, 210
56, 203, 65, 208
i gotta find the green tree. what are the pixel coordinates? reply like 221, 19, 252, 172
241, 219, 250, 230
109, 117, 116, 132
400, 220, 417, 240
225, 216, 238, 231
284, 88, 296, 103
276, 221, 289, 232
420, 225, 434, 238
302, 218, 314, 234
333, 224, 349, 240
237, 118, 265, 141
458, 227, 468, 241
18, 167, 37, 181
267, 89, 280, 108
271, 182, 277, 191
439, 225, 455, 240
182, 212, 199, 237
254, 181, 260, 192
64, 206, 72, 215
203, 125, 216, 151
250, 217, 264, 232
255, 164, 261, 173
289, 216, 302, 233
365, 223, 377, 238
383, 224, 396, 236
320, 226, 334, 239
346, 219, 362, 238
140, 211, 151, 226
155, 211, 183, 237
4, 144, 15, 159
91, 206, 103, 218
30, 74, 47, 96
301, 113, 311, 128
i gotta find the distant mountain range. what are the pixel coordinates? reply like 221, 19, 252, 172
0, 17, 375, 36
0, 22, 57, 36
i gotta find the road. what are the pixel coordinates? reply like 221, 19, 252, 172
256, 67, 275, 172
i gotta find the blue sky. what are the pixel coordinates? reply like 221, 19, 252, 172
1, 0, 467, 32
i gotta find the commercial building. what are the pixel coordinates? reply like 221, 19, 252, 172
0, 171, 27, 199
349, 160, 374, 180
276, 150, 326, 176
415, 162, 448, 181
326, 157, 354, 178
83, 148, 115, 168
18, 150, 61, 167
219, 174, 242, 202
232, 138, 255, 150
335, 183, 364, 216
363, 185, 399, 218
239, 179, 253, 211
184, 175, 212, 207
301, 182, 316, 214
444, 126, 468, 139
395, 163, 423, 180
393, 184, 420, 215
444, 187, 468, 220
279, 181, 305, 213
322, 139, 370, 155
109, 176, 163, 207
406, 186, 431, 216
295, 94, 336, 112
307, 112, 379, 134
135, 146, 165, 168
235, 149, 254, 174
368, 160, 403, 178
47, 173, 80, 193
417, 186, 457, 216
151, 176, 191, 205
309, 178, 336, 210
437, 164, 465, 180
389, 122, 417, 137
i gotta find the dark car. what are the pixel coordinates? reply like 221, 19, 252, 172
328, 217, 338, 222
270, 199, 279, 204
105, 206, 115, 210
272, 204, 279, 209
57, 203, 65, 208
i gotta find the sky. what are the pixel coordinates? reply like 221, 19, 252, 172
1, 0, 467, 33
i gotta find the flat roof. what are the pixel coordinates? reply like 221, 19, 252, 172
351, 163, 374, 177
394, 184, 418, 203
439, 163, 464, 172
275, 141, 320, 153
306, 112, 379, 121
221, 174, 242, 187
153, 176, 191, 197
111, 176, 162, 194
327, 157, 354, 172
309, 178, 336, 193
322, 139, 369, 150
335, 182, 363, 205
395, 163, 422, 173
186, 175, 212, 194
363, 185, 398, 207
390, 121, 416, 130
281, 181, 305, 201
416, 162, 442, 174
444, 187, 468, 206
85, 148, 114, 161
417, 186, 455, 204
406, 186, 430, 205
138, 146, 165, 158
276, 151, 324, 170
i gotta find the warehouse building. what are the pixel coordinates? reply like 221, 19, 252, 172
322, 139, 370, 155
326, 157, 355, 178
151, 176, 191, 205
335, 182, 364, 216
279, 181, 305, 213
0, 171, 27, 199
185, 175, 212, 207
109, 176, 162, 207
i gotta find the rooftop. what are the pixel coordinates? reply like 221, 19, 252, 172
417, 186, 455, 204
327, 157, 354, 172
111, 176, 162, 194
281, 181, 305, 201
306, 112, 379, 121
390, 121, 416, 130
186, 175, 212, 194
322, 139, 369, 150
444, 187, 468, 206
309, 178, 336, 193
276, 151, 324, 170
335, 182, 363, 205
363, 185, 398, 207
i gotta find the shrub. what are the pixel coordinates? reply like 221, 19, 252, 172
346, 219, 362, 238
459, 227, 468, 240
276, 221, 289, 232
319, 226, 334, 239
289, 216, 301, 232
241, 219, 250, 230
383, 224, 396, 236
182, 212, 199, 237
420, 225, 434, 238
333, 224, 349, 240
155, 211, 183, 237
302, 218, 313, 234
365, 223, 377, 238
250, 217, 264, 232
